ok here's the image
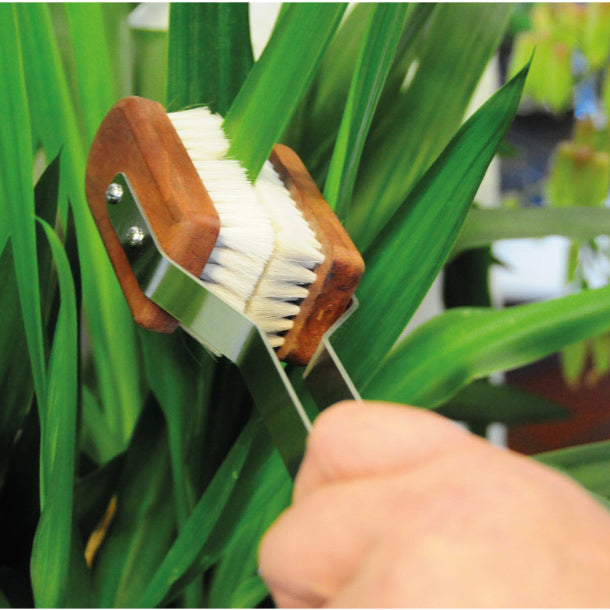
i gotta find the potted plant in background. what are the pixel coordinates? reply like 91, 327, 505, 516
1, 3, 610, 607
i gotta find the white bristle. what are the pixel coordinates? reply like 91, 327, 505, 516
168, 109, 275, 314
167, 107, 325, 347
247, 161, 325, 346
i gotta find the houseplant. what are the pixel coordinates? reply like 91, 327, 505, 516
2, 3, 610, 607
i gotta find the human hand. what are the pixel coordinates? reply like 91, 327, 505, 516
259, 401, 610, 607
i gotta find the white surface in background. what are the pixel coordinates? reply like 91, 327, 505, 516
129, 3, 169, 31
491, 237, 570, 303
250, 3, 281, 60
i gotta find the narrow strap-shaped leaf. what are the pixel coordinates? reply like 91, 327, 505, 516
536, 440, 610, 501
136, 416, 263, 608
0, 5, 46, 406
167, 3, 253, 114
334, 65, 529, 389
224, 3, 347, 180
349, 4, 512, 252
64, 3, 117, 143
138, 330, 211, 529
17, 3, 143, 448
324, 4, 409, 220
436, 380, 568, 425
30, 220, 78, 607
91, 404, 177, 608
453, 207, 610, 257
366, 283, 610, 408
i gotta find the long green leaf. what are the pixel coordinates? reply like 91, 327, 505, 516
334, 65, 529, 389
136, 415, 263, 608
139, 331, 211, 528
64, 3, 117, 144
208, 450, 290, 608
453, 207, 610, 257
0, 155, 61, 466
224, 3, 347, 179
17, 3, 143, 448
536, 440, 610, 501
0, 4, 46, 405
167, 3, 253, 114
350, 4, 512, 252
436, 380, 568, 425
325, 4, 409, 220
284, 4, 436, 184
0, 245, 32, 460
366, 283, 610, 408
92, 403, 176, 608
30, 220, 78, 607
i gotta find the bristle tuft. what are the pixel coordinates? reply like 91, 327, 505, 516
246, 161, 324, 346
169, 109, 325, 348
169, 109, 274, 314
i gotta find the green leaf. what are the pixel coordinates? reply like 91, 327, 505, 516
436, 380, 568, 425
30, 220, 78, 607
129, 12, 168, 104
17, 3, 144, 448
79, 386, 126, 464
453, 207, 610, 257
74, 452, 124, 540
137, 415, 266, 608
138, 330, 212, 527
365, 283, 610, 408
0, 245, 32, 461
536, 440, 610, 501
99, 3, 134, 99
334, 64, 529, 389
0, 154, 62, 464
443, 247, 494, 308
0, 4, 46, 405
560, 340, 588, 387
285, 4, 435, 183
92, 402, 176, 608
64, 3, 117, 144
208, 449, 290, 608
324, 4, 409, 220
224, 3, 347, 179
35, 153, 62, 323
349, 4, 513, 252
167, 3, 253, 114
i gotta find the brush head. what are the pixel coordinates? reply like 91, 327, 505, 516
85, 97, 220, 332
86, 96, 364, 365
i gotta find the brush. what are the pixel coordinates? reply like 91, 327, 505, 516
86, 96, 364, 473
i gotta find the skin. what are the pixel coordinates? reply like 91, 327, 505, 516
258, 401, 610, 608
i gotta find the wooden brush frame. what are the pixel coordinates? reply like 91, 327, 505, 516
86, 96, 364, 365
86, 96, 220, 332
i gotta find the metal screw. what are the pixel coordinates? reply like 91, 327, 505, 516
106, 182, 123, 205
126, 226, 145, 247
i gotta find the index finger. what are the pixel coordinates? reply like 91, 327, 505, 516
294, 400, 473, 502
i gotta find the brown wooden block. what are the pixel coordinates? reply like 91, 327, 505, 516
271, 144, 365, 365
85, 96, 220, 332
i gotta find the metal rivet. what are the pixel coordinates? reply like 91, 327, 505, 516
126, 226, 145, 247
106, 182, 123, 205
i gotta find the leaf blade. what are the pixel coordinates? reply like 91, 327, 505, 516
224, 3, 347, 179
453, 207, 610, 257
334, 64, 529, 389
366, 284, 610, 408
17, 3, 144, 448
324, 4, 409, 220
349, 4, 513, 251
167, 3, 253, 114
0, 4, 46, 405
30, 220, 78, 607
